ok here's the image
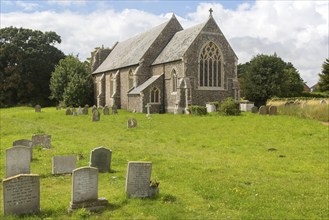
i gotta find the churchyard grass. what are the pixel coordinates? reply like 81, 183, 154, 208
0, 107, 328, 219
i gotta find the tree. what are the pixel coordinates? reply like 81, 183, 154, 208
239, 54, 304, 106
318, 58, 329, 92
0, 27, 65, 107
50, 55, 93, 106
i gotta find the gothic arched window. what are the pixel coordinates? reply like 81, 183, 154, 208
150, 87, 160, 103
171, 69, 177, 93
128, 69, 134, 89
199, 41, 223, 88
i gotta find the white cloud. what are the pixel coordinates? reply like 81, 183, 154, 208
1, 1, 328, 86
47, 0, 86, 6
16, 1, 39, 11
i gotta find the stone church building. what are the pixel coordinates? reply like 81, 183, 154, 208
92, 10, 239, 114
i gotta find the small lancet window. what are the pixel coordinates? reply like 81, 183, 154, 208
150, 87, 160, 103
128, 69, 134, 89
171, 69, 177, 93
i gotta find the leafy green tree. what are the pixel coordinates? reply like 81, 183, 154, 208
50, 56, 93, 106
239, 54, 304, 106
318, 58, 329, 92
0, 27, 65, 107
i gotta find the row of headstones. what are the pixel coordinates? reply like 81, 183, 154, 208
3, 161, 156, 216
64, 105, 118, 116
251, 105, 278, 115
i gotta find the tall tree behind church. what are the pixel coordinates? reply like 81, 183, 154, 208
0, 27, 65, 107
317, 58, 329, 93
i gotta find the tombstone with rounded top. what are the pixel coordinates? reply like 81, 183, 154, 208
77, 106, 83, 115
112, 105, 118, 114
259, 105, 267, 115
72, 108, 77, 116
66, 108, 72, 115
269, 105, 277, 115
35, 105, 41, 112
13, 139, 33, 161
127, 118, 137, 128
251, 106, 258, 113
103, 106, 110, 115
92, 105, 97, 113
92, 109, 100, 122
89, 147, 112, 172
82, 106, 89, 115
6, 146, 31, 178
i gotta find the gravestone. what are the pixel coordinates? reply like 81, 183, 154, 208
125, 162, 158, 198
127, 118, 137, 128
92, 105, 97, 114
112, 105, 118, 114
72, 108, 77, 116
77, 106, 83, 115
52, 155, 77, 175
89, 147, 112, 173
103, 106, 110, 115
145, 103, 151, 116
6, 147, 31, 178
68, 167, 108, 212
35, 105, 41, 112
269, 106, 277, 115
66, 108, 72, 115
13, 139, 33, 161
92, 109, 100, 122
258, 105, 267, 115
56, 105, 61, 110
251, 106, 258, 113
82, 106, 89, 115
32, 134, 51, 148
3, 174, 40, 216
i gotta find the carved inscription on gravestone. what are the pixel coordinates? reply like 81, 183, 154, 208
6, 147, 30, 178
72, 167, 98, 203
125, 162, 152, 198
90, 147, 112, 173
3, 174, 40, 216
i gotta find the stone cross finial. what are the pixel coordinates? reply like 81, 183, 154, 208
209, 8, 213, 16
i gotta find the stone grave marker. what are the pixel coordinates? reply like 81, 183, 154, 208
89, 147, 112, 173
6, 147, 31, 178
3, 174, 40, 216
103, 106, 110, 115
52, 155, 77, 175
68, 167, 108, 212
258, 105, 267, 115
269, 105, 277, 115
13, 139, 33, 161
112, 105, 118, 114
32, 134, 51, 148
77, 106, 83, 115
127, 118, 137, 128
35, 105, 41, 112
145, 103, 151, 116
66, 108, 72, 115
56, 105, 61, 110
251, 106, 258, 113
125, 161, 158, 198
92, 105, 97, 113
92, 109, 100, 122
82, 106, 89, 115
72, 108, 77, 116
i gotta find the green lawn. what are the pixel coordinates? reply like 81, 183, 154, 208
0, 107, 328, 219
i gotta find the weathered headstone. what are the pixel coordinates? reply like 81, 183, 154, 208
13, 139, 33, 161
112, 105, 118, 114
35, 105, 41, 112
127, 118, 137, 128
145, 103, 151, 116
82, 106, 89, 115
103, 106, 110, 115
32, 134, 51, 148
3, 174, 40, 216
68, 167, 108, 212
72, 108, 77, 116
6, 147, 31, 178
269, 105, 277, 115
77, 106, 83, 115
52, 155, 77, 175
66, 108, 72, 115
251, 106, 258, 113
92, 105, 97, 113
89, 147, 112, 173
92, 109, 100, 122
125, 162, 158, 198
259, 105, 267, 115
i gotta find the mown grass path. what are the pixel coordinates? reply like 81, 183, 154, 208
0, 107, 328, 219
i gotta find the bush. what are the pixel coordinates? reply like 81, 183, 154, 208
220, 98, 241, 116
188, 105, 207, 116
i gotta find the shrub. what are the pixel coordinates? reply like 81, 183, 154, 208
188, 105, 207, 116
220, 98, 241, 116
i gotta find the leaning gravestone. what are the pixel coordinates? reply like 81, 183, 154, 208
112, 105, 118, 114
66, 108, 72, 115
251, 106, 258, 114
89, 147, 112, 173
13, 139, 33, 161
127, 118, 137, 128
3, 174, 40, 216
259, 105, 267, 115
6, 147, 31, 178
52, 155, 77, 175
32, 134, 51, 148
35, 105, 41, 112
92, 109, 100, 122
269, 105, 277, 115
82, 106, 89, 115
103, 106, 110, 115
125, 161, 158, 198
68, 167, 108, 212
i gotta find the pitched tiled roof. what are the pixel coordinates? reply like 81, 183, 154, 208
129, 75, 163, 95
152, 22, 206, 65
93, 21, 170, 74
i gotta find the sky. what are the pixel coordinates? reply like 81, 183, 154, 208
1, 0, 328, 86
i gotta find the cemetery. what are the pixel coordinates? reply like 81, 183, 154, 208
0, 106, 328, 219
